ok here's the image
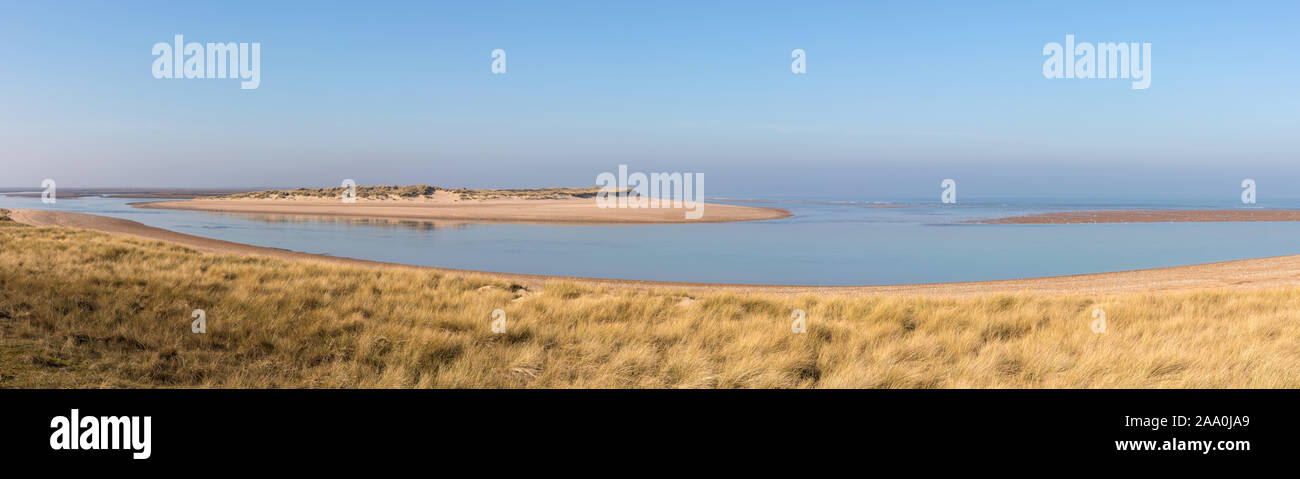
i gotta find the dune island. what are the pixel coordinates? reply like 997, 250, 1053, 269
132, 185, 792, 224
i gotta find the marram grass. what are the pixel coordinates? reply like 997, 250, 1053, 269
1, 218, 1297, 388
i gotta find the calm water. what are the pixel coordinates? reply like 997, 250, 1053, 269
4, 194, 1300, 285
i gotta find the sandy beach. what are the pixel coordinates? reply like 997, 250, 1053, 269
978, 209, 1300, 224
134, 195, 791, 225
11, 208, 1300, 297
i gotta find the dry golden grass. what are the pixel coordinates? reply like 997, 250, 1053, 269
1, 216, 1297, 388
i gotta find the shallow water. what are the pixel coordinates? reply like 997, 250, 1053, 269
4, 194, 1299, 285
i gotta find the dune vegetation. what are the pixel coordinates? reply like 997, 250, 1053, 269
0, 210, 1296, 388
221, 184, 613, 201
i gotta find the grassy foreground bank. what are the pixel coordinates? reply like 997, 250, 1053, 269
0, 213, 1296, 388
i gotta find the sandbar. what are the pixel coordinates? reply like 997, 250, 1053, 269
133, 197, 791, 225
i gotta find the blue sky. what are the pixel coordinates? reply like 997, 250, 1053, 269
2, 0, 1297, 197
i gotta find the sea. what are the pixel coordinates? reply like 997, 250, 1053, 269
3, 193, 1299, 286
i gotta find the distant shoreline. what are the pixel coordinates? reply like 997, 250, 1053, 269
1, 187, 252, 199
976, 209, 1300, 224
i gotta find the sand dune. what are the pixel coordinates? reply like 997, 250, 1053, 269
133, 197, 791, 224
978, 209, 1300, 224
10, 209, 1300, 297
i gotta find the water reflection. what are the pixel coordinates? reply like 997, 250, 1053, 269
212, 212, 473, 232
